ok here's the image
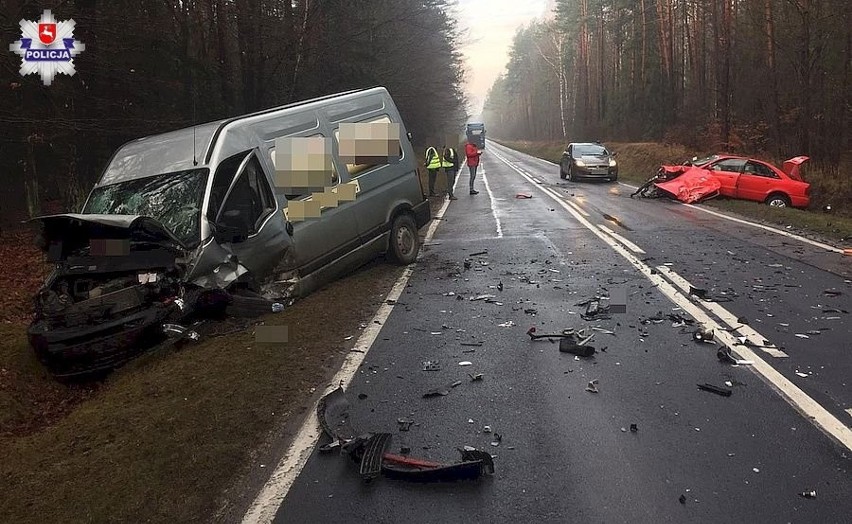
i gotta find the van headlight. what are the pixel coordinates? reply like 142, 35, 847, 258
609, 159, 617, 167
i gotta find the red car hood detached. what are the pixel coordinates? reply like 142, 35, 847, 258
654, 167, 721, 204
782, 156, 809, 181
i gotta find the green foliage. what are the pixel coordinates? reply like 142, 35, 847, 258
486, 0, 851, 175
0, 0, 466, 226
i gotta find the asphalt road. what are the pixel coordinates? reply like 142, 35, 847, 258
270, 141, 851, 523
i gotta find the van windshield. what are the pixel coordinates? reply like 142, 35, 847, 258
84, 168, 209, 246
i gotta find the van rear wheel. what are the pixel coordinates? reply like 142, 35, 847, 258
389, 214, 419, 265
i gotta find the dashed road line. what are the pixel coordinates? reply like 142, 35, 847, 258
597, 224, 646, 254
654, 265, 789, 358
565, 200, 590, 217
488, 141, 843, 255
490, 146, 852, 452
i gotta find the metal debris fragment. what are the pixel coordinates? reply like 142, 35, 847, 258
697, 383, 733, 397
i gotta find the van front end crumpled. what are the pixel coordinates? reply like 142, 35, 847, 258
27, 213, 294, 378
27, 87, 430, 378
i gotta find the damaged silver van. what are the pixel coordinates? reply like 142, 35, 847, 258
28, 87, 430, 376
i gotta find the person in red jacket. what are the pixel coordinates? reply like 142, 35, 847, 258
464, 141, 482, 195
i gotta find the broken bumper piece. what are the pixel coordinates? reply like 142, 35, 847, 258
28, 303, 174, 377
318, 387, 495, 483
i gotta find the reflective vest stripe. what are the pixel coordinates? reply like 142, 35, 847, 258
425, 147, 441, 169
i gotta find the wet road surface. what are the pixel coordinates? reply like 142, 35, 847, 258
269, 141, 851, 523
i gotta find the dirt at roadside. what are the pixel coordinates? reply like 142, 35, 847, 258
0, 228, 51, 324
0, 197, 444, 523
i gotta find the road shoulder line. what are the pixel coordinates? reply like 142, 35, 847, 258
489, 145, 852, 453
490, 141, 842, 254
241, 197, 453, 524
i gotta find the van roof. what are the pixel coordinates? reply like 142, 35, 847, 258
98, 87, 382, 186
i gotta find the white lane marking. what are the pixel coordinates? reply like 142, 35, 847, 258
479, 160, 504, 239
846, 408, 852, 419
489, 141, 843, 254
681, 203, 843, 253
566, 200, 590, 217
242, 197, 454, 524
655, 266, 789, 358
490, 147, 852, 452
597, 224, 646, 254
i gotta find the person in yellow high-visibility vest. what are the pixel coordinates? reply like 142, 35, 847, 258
425, 145, 442, 196
441, 145, 459, 200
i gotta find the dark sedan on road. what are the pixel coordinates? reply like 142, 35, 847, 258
559, 142, 618, 182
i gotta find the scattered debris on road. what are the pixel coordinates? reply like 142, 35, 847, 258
581, 299, 612, 321
527, 326, 575, 340
558, 333, 596, 357
586, 379, 600, 393
717, 347, 754, 366
693, 328, 715, 343
422, 360, 442, 371
422, 382, 462, 398
799, 490, 817, 499
318, 387, 495, 483
697, 383, 733, 397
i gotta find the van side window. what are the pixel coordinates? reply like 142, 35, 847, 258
208, 151, 249, 222
217, 154, 275, 234
334, 115, 403, 178
269, 134, 340, 201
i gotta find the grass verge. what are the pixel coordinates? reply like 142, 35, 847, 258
496, 139, 852, 245
0, 257, 407, 523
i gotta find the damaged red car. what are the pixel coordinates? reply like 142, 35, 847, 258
659, 154, 811, 208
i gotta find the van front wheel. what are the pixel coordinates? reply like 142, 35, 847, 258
389, 214, 420, 265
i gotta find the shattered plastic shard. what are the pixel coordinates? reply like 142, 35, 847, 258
423, 385, 452, 398
693, 328, 714, 343
717, 347, 738, 365
422, 360, 442, 371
